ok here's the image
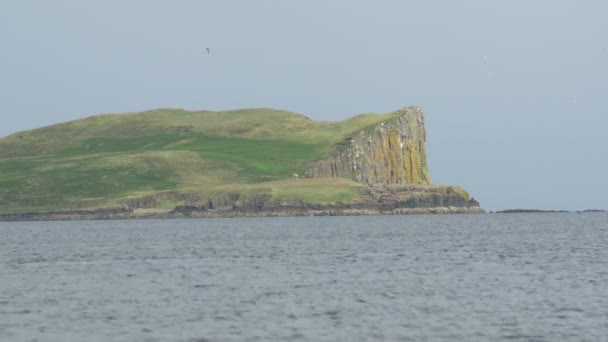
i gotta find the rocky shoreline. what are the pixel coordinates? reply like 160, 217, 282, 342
0, 206, 485, 222
0, 184, 484, 222
493, 209, 569, 214
492, 209, 605, 214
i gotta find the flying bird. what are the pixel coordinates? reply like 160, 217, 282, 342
205, 48, 211, 55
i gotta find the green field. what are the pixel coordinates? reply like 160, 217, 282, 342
0, 108, 401, 213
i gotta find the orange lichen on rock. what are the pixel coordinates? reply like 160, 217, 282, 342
306, 106, 431, 185
388, 132, 401, 183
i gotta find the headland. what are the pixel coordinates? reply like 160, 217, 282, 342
0, 106, 483, 221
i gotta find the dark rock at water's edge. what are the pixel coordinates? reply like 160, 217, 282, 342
0, 184, 484, 222
0, 207, 131, 222
172, 184, 483, 218
494, 209, 570, 214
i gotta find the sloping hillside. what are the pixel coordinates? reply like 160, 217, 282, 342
0, 108, 404, 213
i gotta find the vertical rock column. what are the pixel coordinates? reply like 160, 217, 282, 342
310, 106, 431, 185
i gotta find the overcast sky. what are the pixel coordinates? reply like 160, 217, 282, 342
1, 0, 606, 210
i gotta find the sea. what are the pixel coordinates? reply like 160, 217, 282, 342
1, 213, 607, 341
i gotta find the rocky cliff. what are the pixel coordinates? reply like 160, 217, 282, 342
306, 106, 431, 185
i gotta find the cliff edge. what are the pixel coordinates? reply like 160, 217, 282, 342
306, 107, 430, 185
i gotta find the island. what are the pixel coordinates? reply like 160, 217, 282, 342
0, 106, 484, 221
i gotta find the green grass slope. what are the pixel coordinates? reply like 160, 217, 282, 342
0, 108, 400, 213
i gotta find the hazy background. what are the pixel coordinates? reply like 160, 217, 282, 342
1, 0, 606, 211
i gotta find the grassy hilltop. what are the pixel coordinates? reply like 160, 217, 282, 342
0, 108, 405, 213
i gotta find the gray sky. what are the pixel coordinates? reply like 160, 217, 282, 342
1, 0, 606, 210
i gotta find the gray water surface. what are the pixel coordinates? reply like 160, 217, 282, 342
1, 214, 607, 341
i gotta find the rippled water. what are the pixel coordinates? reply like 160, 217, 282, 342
1, 213, 607, 341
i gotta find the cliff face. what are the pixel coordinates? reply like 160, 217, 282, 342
306, 107, 431, 185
